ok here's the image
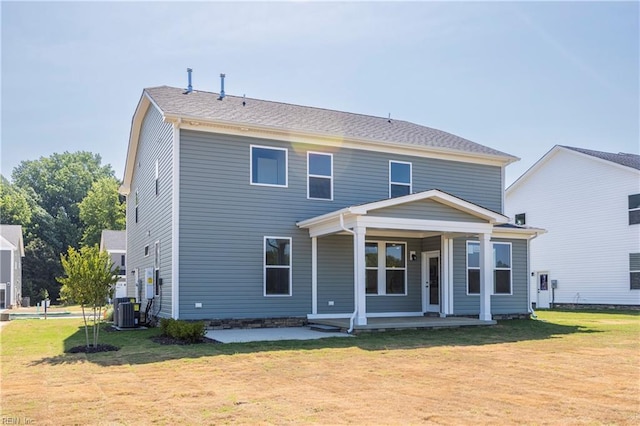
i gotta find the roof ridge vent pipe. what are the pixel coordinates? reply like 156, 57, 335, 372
184, 68, 193, 94
218, 73, 225, 100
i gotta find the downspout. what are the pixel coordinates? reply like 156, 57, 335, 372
339, 213, 358, 333
527, 231, 545, 320
527, 236, 537, 319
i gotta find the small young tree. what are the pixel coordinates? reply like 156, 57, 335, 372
58, 246, 119, 348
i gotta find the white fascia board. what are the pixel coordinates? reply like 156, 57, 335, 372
166, 114, 517, 168
120, 92, 154, 196
360, 216, 494, 234
506, 145, 560, 196
492, 227, 547, 240
296, 207, 352, 228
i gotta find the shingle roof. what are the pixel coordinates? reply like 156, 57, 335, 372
562, 146, 640, 171
144, 86, 517, 161
0, 225, 24, 256
100, 230, 126, 251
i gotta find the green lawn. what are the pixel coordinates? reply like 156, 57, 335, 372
1, 310, 638, 424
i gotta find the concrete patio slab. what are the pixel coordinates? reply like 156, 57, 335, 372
205, 327, 352, 343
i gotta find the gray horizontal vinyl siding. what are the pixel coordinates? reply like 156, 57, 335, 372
317, 235, 354, 314
126, 105, 174, 318
452, 237, 528, 315
0, 251, 10, 283
369, 199, 486, 222
178, 129, 503, 319
422, 236, 441, 253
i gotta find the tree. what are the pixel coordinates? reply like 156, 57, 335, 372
0, 175, 32, 226
79, 177, 125, 247
58, 246, 119, 348
11, 151, 117, 302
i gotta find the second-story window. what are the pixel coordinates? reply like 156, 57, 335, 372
155, 159, 159, 196
629, 194, 640, 225
307, 152, 333, 200
251, 145, 288, 187
389, 161, 411, 198
515, 213, 526, 226
135, 189, 139, 223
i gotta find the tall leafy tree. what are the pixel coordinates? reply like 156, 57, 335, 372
79, 177, 126, 247
0, 175, 32, 226
58, 246, 119, 348
11, 151, 117, 302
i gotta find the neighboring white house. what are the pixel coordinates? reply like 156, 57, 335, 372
0, 225, 25, 309
506, 145, 640, 308
100, 230, 127, 299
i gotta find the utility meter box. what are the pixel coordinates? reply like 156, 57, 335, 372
145, 268, 155, 299
551, 280, 558, 289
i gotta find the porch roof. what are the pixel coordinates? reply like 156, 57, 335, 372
296, 189, 511, 238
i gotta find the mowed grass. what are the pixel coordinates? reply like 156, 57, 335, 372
1, 310, 638, 425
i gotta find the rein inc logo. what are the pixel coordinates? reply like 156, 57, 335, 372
1, 418, 34, 425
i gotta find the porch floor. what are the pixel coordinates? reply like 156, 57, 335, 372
309, 316, 497, 332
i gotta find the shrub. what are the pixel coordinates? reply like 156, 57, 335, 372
104, 306, 114, 322
160, 318, 205, 343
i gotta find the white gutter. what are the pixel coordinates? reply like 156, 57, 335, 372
340, 213, 358, 334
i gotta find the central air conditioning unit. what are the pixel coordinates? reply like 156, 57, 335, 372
117, 302, 135, 328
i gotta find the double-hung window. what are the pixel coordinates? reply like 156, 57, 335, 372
307, 152, 333, 200
629, 194, 640, 225
630, 253, 640, 290
264, 237, 291, 296
251, 145, 288, 187
365, 241, 407, 295
467, 241, 512, 295
389, 161, 411, 197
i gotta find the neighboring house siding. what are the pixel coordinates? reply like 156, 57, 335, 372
452, 237, 528, 315
0, 251, 10, 283
369, 199, 487, 222
126, 105, 174, 317
506, 148, 640, 305
178, 130, 503, 319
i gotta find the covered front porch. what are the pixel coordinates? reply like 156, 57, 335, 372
297, 190, 515, 330
309, 315, 497, 332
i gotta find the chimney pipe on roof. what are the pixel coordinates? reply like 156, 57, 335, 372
218, 73, 226, 100
185, 68, 193, 94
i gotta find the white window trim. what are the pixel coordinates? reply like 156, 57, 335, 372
263, 236, 292, 297
389, 160, 412, 198
307, 151, 333, 201
135, 188, 139, 223
365, 240, 407, 296
466, 240, 513, 296
250, 145, 288, 188
629, 194, 640, 225
154, 240, 160, 296
155, 159, 159, 196
631, 253, 640, 290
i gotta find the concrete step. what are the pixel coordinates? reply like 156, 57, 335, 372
308, 324, 343, 333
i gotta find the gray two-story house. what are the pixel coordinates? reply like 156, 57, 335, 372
120, 84, 542, 328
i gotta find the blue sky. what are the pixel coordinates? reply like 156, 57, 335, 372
2, 1, 638, 186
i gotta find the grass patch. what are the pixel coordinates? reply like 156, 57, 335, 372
1, 310, 638, 424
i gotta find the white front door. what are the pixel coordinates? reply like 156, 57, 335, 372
422, 251, 441, 313
537, 272, 550, 309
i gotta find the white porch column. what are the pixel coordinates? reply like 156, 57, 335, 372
479, 233, 493, 321
311, 237, 317, 315
440, 236, 451, 317
354, 225, 367, 325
